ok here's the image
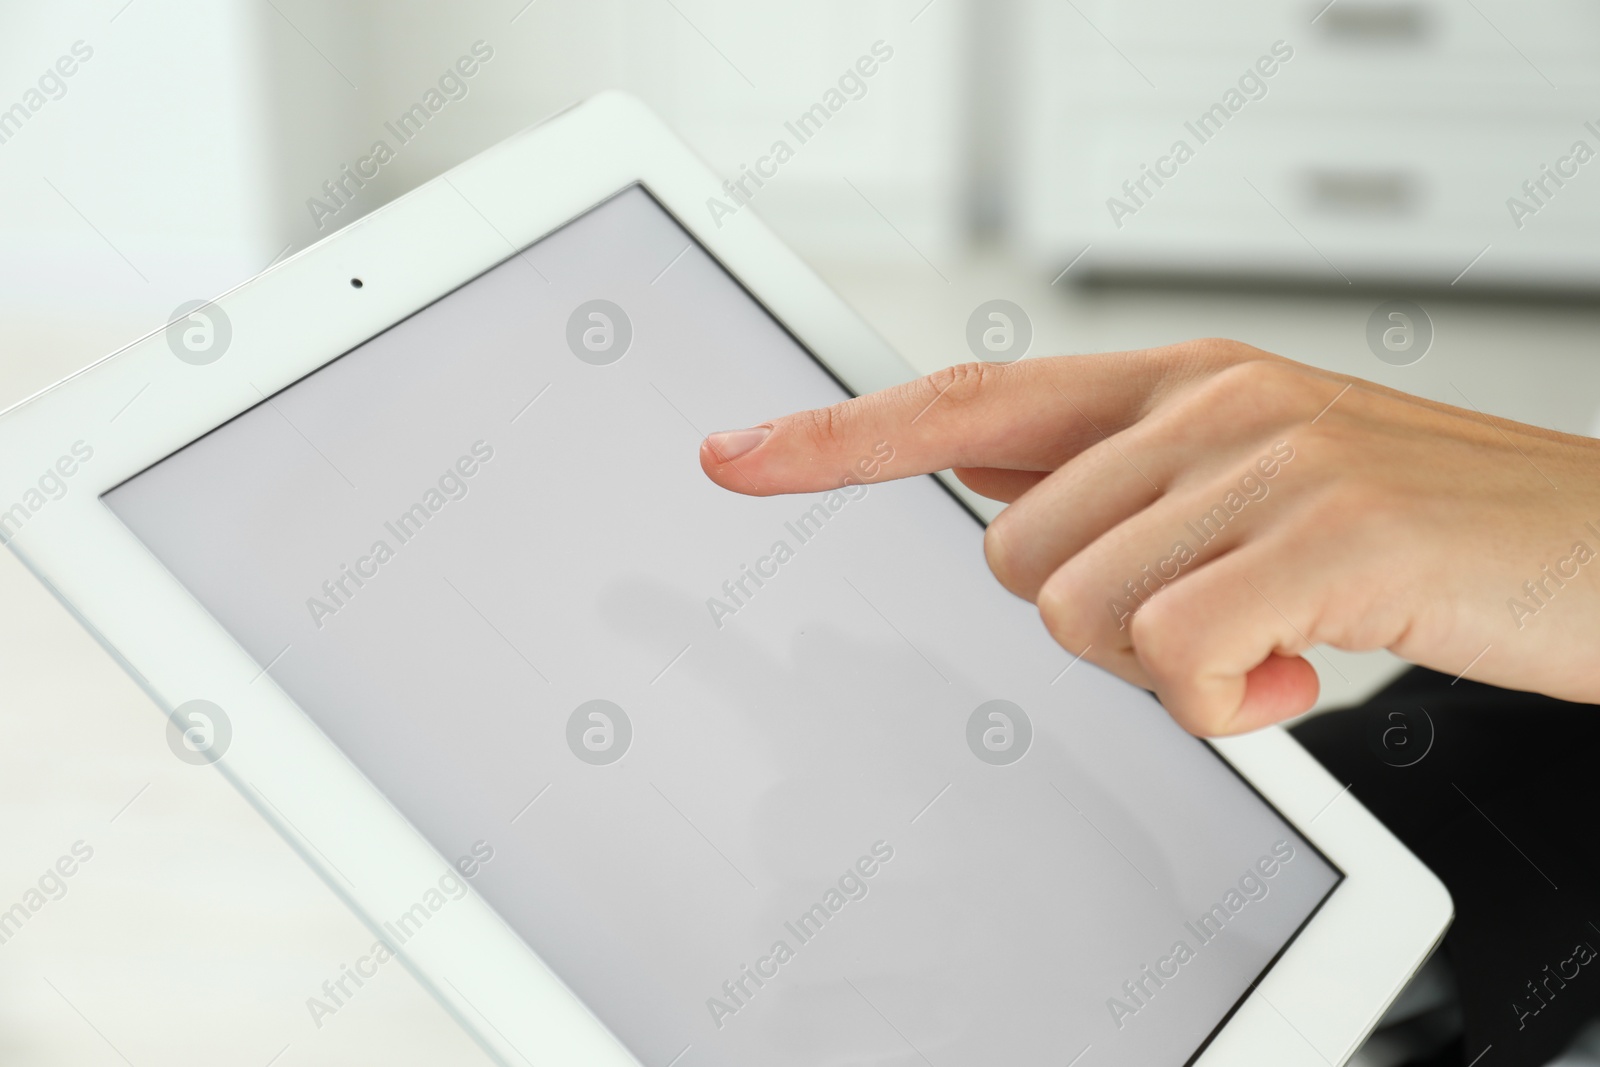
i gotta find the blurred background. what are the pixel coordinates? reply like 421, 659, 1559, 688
3, 1, 1600, 1064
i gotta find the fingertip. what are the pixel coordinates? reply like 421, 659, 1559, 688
699, 425, 779, 495
699, 440, 755, 494
703, 426, 771, 464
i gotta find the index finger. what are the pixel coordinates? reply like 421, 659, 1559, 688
697, 345, 1219, 496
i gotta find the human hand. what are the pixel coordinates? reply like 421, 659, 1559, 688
699, 340, 1600, 736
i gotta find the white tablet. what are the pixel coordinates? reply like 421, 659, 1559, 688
0, 92, 1448, 1066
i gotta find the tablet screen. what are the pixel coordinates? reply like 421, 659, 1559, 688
106, 186, 1339, 1066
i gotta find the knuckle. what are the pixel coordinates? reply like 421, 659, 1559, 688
1206, 358, 1316, 405
1126, 591, 1184, 672
1170, 336, 1262, 368
1127, 602, 1228, 735
1152, 358, 1321, 440
923, 360, 1000, 409
983, 511, 1024, 594
791, 399, 850, 449
1165, 698, 1231, 738
1036, 576, 1095, 656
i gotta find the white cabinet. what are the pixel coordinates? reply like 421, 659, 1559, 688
1012, 0, 1600, 289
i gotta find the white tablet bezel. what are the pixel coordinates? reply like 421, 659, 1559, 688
0, 91, 1449, 1066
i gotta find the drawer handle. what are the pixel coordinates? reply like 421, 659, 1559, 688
1316, 2, 1431, 44
1304, 170, 1419, 215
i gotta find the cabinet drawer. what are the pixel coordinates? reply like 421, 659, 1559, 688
1016, 108, 1600, 285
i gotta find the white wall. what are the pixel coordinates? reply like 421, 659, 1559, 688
0, 3, 278, 402
257, 0, 972, 272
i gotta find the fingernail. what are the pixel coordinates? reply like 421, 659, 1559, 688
705, 426, 770, 462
